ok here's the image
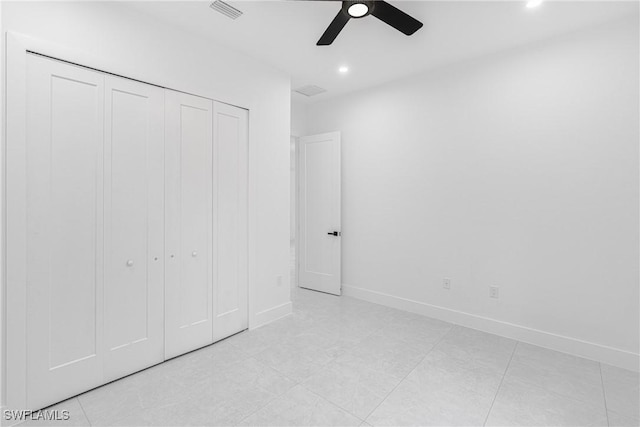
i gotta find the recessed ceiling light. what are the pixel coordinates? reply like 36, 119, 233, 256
338, 66, 349, 74
347, 3, 369, 18
526, 0, 543, 8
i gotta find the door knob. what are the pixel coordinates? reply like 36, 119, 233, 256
126, 260, 134, 267
327, 231, 341, 236
192, 251, 198, 257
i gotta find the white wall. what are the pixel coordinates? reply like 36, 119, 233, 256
291, 97, 307, 137
1, 0, 291, 406
304, 18, 639, 369
290, 138, 297, 241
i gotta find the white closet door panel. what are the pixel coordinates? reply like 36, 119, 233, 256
104, 76, 165, 380
179, 107, 210, 323
212, 102, 249, 342
26, 54, 105, 409
165, 90, 213, 359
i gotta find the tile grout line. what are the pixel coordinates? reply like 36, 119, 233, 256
599, 363, 610, 427
297, 370, 366, 424
76, 396, 93, 427
226, 314, 309, 424
482, 340, 518, 427
303, 385, 367, 424
279, 309, 394, 424
232, 316, 377, 427
237, 314, 382, 425
279, 312, 390, 423
253, 358, 302, 388
494, 344, 621, 413
232, 372, 300, 424
295, 314, 451, 424
232, 348, 308, 425
492, 360, 621, 419
358, 324, 456, 424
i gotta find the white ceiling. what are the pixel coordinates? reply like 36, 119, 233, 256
125, 1, 637, 103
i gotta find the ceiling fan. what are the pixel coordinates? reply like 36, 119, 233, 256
315, 0, 423, 46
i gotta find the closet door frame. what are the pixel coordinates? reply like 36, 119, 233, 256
3, 32, 254, 412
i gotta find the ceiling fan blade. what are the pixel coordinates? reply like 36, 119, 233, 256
317, 11, 350, 45
370, 1, 423, 36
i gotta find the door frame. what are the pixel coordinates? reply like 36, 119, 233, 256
2, 32, 254, 412
290, 135, 299, 289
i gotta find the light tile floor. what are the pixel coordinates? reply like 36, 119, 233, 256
21, 287, 640, 427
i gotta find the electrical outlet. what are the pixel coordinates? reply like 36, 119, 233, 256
443, 277, 451, 290
489, 285, 499, 299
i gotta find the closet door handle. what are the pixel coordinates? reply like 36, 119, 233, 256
192, 251, 198, 257
126, 260, 134, 267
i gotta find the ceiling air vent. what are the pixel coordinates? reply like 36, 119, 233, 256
210, 0, 243, 20
293, 85, 327, 97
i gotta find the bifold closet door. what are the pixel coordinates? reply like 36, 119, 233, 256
165, 90, 214, 359
25, 54, 165, 409
23, 53, 248, 409
103, 76, 165, 381
212, 102, 249, 342
26, 54, 106, 409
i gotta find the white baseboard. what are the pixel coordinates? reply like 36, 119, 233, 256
342, 284, 639, 372
251, 301, 292, 330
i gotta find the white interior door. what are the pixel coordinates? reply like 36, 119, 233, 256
165, 90, 214, 359
26, 54, 105, 409
298, 132, 341, 295
212, 102, 249, 341
103, 76, 165, 381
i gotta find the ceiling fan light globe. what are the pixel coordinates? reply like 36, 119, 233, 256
348, 3, 369, 17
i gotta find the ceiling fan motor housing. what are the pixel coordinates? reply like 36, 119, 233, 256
342, 0, 375, 18
317, 0, 423, 46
